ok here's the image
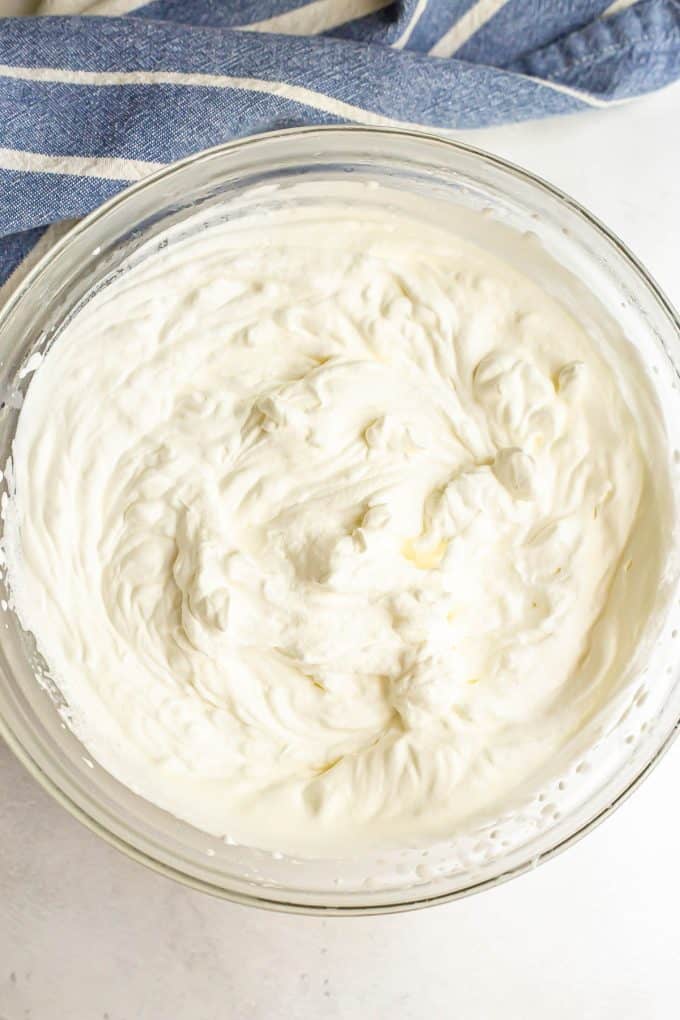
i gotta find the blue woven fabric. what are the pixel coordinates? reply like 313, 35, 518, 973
1, 0, 679, 287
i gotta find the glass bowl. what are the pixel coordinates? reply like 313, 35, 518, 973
1, 126, 679, 915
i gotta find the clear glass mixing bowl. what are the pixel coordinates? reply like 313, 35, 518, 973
1, 126, 679, 915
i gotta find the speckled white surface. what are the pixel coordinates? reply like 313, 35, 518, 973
1, 37, 679, 1020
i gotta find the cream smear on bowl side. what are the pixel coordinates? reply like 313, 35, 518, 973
2, 184, 672, 856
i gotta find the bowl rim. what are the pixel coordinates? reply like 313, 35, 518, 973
1, 123, 679, 915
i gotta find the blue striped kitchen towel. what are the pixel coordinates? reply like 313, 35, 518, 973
1, 0, 679, 292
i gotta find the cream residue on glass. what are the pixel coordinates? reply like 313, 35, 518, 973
3, 187, 671, 855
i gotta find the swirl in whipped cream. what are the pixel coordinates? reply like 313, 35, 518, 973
4, 190, 669, 854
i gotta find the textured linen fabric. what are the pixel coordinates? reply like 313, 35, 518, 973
0, 0, 679, 288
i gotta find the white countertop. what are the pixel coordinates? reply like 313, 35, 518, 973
1, 46, 679, 1020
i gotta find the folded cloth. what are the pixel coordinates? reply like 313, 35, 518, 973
1, 0, 679, 291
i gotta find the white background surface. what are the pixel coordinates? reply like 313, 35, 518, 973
1, 8, 679, 1015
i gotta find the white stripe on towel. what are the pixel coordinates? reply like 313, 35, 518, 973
0, 145, 164, 181
37, 0, 149, 13
429, 0, 510, 57
603, 0, 639, 16
0, 63, 456, 133
393, 0, 429, 50
515, 72, 635, 108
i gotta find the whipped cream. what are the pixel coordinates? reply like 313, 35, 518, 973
4, 188, 671, 855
